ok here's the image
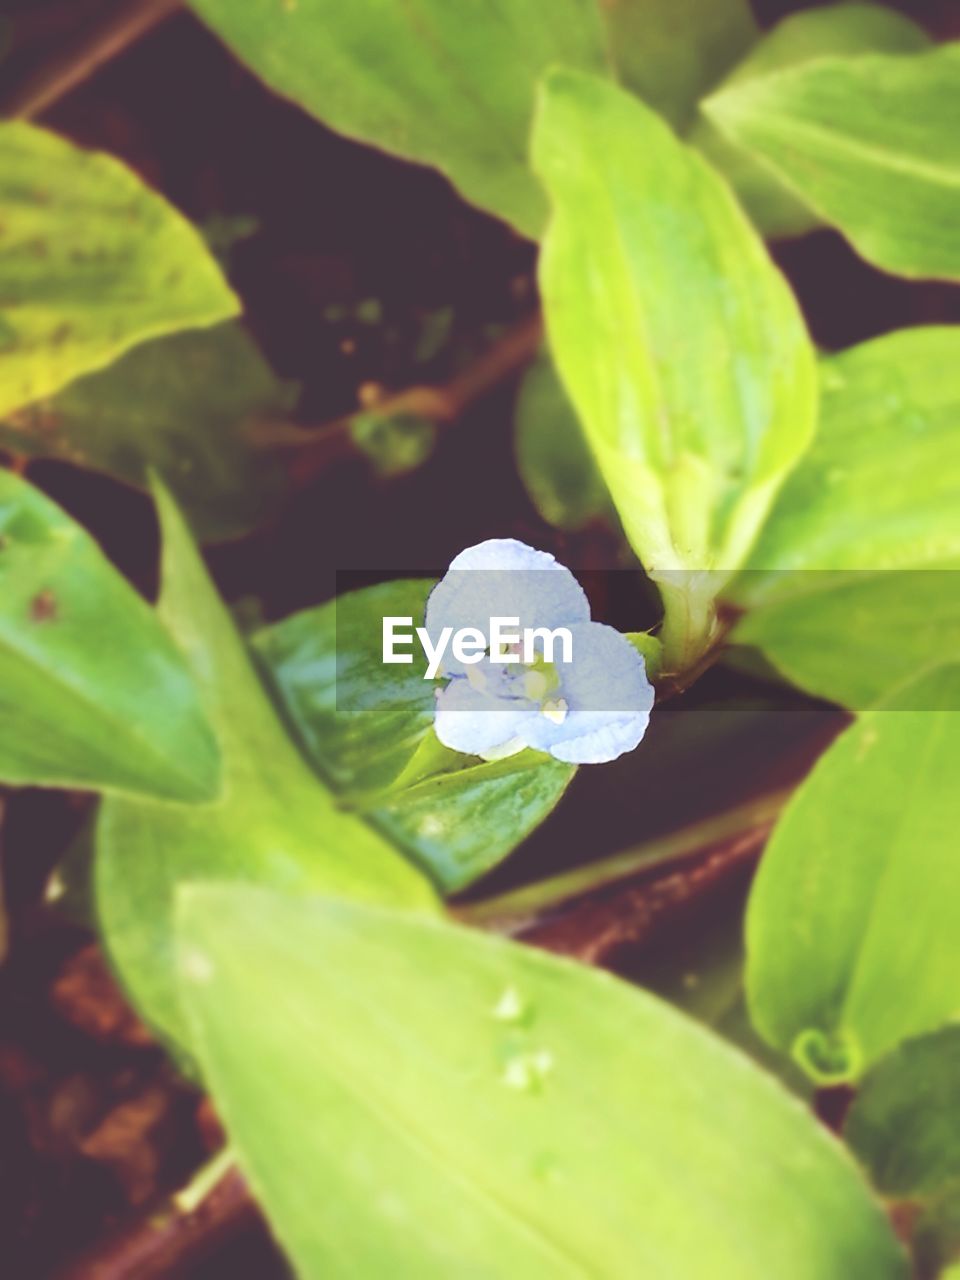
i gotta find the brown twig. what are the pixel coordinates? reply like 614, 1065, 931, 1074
3, 0, 183, 121
456, 789, 787, 938
254, 312, 544, 486
519, 823, 772, 964
52, 1165, 258, 1280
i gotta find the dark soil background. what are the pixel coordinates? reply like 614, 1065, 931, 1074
1, 1, 959, 1274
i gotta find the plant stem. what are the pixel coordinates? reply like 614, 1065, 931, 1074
456, 788, 789, 934
656, 575, 720, 677
172, 1144, 235, 1215
5, 0, 182, 121
54, 1164, 255, 1280
255, 312, 544, 485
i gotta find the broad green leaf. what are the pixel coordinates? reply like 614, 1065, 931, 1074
601, 0, 757, 129
95, 485, 438, 1051
0, 324, 295, 543
704, 44, 960, 280
746, 665, 960, 1084
0, 470, 219, 802
514, 353, 610, 532
0, 123, 238, 418
178, 884, 906, 1279
728, 568, 960, 713
533, 71, 816, 663
187, 0, 610, 239
252, 580, 574, 893
846, 1026, 960, 1198
729, 328, 960, 708
737, 329, 960, 600
691, 3, 931, 238
714, 4, 931, 88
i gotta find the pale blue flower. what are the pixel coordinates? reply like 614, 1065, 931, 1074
425, 539, 654, 764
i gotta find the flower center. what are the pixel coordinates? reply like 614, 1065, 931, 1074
465, 651, 568, 724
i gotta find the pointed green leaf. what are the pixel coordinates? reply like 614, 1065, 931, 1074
846, 1026, 960, 1200
601, 0, 757, 129
178, 884, 906, 1279
96, 486, 437, 1051
0, 123, 238, 418
691, 3, 931, 238
0, 470, 219, 801
0, 323, 296, 543
728, 568, 960, 713
746, 665, 960, 1084
704, 44, 960, 280
533, 71, 816, 593
729, 328, 960, 709
738, 329, 960, 599
253, 580, 574, 893
187, 0, 610, 238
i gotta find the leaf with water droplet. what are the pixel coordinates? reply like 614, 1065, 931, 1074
176, 883, 906, 1279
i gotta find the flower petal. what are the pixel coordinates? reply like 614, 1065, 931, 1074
433, 677, 532, 760
520, 622, 654, 764
425, 538, 590, 676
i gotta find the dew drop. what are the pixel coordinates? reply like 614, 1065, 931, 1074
417, 814, 445, 838
180, 947, 215, 984
499, 1046, 554, 1093
492, 985, 527, 1024
501, 1058, 534, 1091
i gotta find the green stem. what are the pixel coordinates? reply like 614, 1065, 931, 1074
172, 1145, 236, 1215
457, 788, 789, 933
656, 576, 719, 676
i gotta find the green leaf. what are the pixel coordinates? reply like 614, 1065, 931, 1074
746, 664, 960, 1084
0, 123, 238, 418
350, 411, 437, 479
738, 329, 960, 598
178, 883, 906, 1279
533, 71, 816, 664
633, 889, 811, 1098
187, 0, 610, 239
95, 486, 438, 1051
601, 0, 757, 130
691, 3, 931, 238
729, 328, 960, 709
624, 631, 663, 682
514, 353, 610, 532
252, 580, 574, 893
0, 470, 220, 802
846, 1026, 960, 1199
0, 324, 295, 543
704, 44, 960, 280
728, 568, 960, 713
